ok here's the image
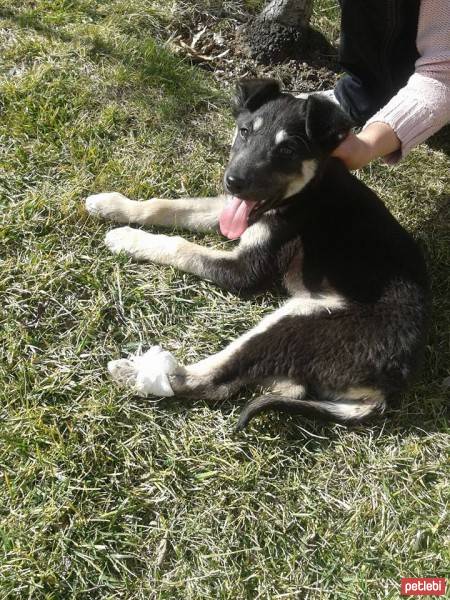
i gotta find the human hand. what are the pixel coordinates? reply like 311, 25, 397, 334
332, 122, 401, 169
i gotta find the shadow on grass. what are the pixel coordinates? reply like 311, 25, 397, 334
416, 191, 450, 385
426, 124, 450, 158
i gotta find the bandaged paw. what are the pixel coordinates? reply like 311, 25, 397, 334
108, 345, 179, 397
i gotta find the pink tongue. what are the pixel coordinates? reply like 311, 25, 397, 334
219, 197, 257, 240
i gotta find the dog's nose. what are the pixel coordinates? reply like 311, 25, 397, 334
225, 174, 245, 194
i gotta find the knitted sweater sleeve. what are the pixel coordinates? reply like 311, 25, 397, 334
363, 0, 450, 163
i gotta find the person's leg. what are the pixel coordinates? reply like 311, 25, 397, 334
334, 0, 420, 125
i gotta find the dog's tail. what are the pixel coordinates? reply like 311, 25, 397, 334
235, 392, 386, 431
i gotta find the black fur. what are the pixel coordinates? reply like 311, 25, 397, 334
131, 78, 431, 431
216, 282, 428, 401
305, 94, 353, 154
217, 79, 429, 301
201, 158, 428, 302
233, 78, 282, 115
195, 79, 429, 429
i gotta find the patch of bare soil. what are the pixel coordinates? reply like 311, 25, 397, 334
169, 13, 341, 94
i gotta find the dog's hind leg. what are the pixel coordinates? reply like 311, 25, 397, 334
85, 192, 227, 232
107, 294, 387, 431
172, 292, 386, 429
107, 297, 315, 402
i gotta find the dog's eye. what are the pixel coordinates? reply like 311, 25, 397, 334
277, 146, 295, 156
240, 127, 249, 140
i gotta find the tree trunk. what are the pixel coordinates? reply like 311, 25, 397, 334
239, 0, 314, 64
261, 0, 313, 29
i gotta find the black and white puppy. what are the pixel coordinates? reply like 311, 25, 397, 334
85, 78, 429, 430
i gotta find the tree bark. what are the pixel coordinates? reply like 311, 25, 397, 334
261, 0, 313, 29
239, 0, 314, 64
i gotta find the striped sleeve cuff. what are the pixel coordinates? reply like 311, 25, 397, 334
364, 73, 450, 163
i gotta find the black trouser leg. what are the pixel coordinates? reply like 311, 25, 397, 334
334, 0, 420, 125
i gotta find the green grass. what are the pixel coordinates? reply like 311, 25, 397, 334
0, 1, 449, 598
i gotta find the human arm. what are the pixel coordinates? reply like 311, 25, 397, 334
333, 0, 450, 169
332, 123, 400, 170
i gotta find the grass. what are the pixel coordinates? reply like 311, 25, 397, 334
0, 1, 449, 598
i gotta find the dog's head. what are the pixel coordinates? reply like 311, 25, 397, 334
220, 78, 352, 238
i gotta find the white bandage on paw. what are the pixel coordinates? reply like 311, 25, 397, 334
108, 346, 179, 397
133, 346, 179, 397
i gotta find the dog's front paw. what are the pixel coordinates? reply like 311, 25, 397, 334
105, 227, 183, 263
108, 346, 179, 397
85, 192, 136, 223
105, 226, 145, 256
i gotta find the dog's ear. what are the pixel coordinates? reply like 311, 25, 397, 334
305, 94, 353, 153
233, 78, 282, 116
